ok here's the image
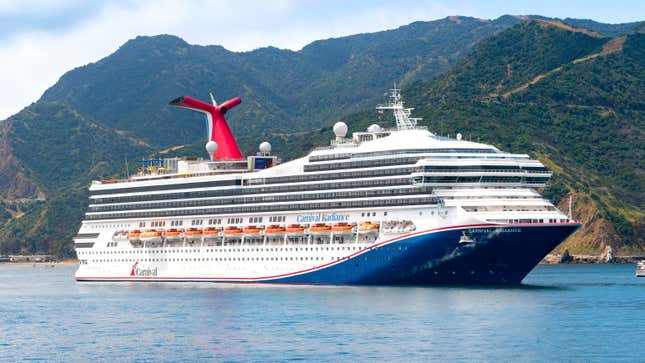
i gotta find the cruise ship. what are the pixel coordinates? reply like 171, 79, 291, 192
74, 87, 581, 284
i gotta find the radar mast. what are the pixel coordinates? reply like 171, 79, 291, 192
376, 83, 422, 131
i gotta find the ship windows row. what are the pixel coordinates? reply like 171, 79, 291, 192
91, 179, 241, 196
91, 176, 413, 205
308, 148, 499, 163
244, 167, 415, 186
84, 196, 438, 220
304, 156, 422, 172
87, 186, 433, 213
413, 176, 549, 184
419, 165, 550, 173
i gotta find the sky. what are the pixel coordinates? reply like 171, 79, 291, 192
0, 0, 643, 120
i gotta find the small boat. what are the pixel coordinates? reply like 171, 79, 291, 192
223, 226, 243, 235
309, 223, 332, 235
265, 225, 286, 235
163, 228, 182, 242
331, 222, 354, 234
203, 227, 221, 239
127, 229, 142, 241
243, 225, 263, 236
359, 222, 380, 233
185, 227, 203, 241
636, 261, 645, 278
140, 229, 162, 243
459, 231, 476, 244
286, 224, 306, 235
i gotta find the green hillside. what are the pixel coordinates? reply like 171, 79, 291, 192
404, 21, 644, 253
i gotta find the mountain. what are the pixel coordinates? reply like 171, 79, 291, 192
402, 20, 644, 254
0, 15, 642, 257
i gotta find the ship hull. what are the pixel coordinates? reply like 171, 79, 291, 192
76, 223, 580, 285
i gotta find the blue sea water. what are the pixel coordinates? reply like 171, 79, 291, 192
0, 264, 643, 362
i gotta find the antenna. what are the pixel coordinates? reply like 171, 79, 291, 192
375, 82, 422, 131
209, 92, 218, 107
568, 193, 574, 220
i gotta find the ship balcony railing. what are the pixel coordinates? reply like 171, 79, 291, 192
414, 169, 552, 174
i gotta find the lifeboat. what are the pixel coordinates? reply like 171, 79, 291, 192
242, 225, 263, 236
223, 226, 243, 235
185, 227, 203, 241
127, 229, 142, 241
331, 222, 354, 234
265, 225, 286, 235
163, 228, 182, 242
286, 224, 306, 235
203, 227, 221, 239
140, 229, 162, 243
309, 223, 332, 235
359, 222, 380, 234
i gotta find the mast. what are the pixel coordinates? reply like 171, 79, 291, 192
376, 83, 423, 131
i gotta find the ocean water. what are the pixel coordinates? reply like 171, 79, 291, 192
0, 264, 643, 362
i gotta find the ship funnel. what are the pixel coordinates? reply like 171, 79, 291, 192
169, 95, 244, 161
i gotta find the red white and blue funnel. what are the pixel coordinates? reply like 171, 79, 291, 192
169, 95, 244, 161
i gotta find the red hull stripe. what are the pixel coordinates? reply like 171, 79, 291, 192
76, 222, 581, 282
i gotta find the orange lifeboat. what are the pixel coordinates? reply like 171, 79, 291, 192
286, 224, 306, 235
332, 222, 354, 234
359, 222, 380, 233
224, 226, 243, 235
127, 229, 142, 241
243, 225, 263, 236
163, 228, 182, 241
265, 225, 286, 235
203, 227, 220, 239
309, 223, 332, 235
140, 229, 162, 243
185, 227, 203, 241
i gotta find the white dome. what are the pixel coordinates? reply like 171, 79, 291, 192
259, 141, 272, 154
205, 140, 218, 154
333, 122, 348, 138
367, 124, 382, 133
456, 133, 463, 141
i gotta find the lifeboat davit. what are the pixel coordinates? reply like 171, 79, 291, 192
332, 222, 354, 234
309, 223, 332, 235
140, 229, 162, 243
203, 227, 221, 239
265, 225, 286, 235
127, 229, 142, 242
163, 228, 182, 242
286, 224, 306, 235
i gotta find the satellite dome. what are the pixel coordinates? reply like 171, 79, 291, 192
367, 124, 382, 133
259, 141, 272, 154
456, 133, 463, 141
205, 140, 218, 154
333, 122, 348, 138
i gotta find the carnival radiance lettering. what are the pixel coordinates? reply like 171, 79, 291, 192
134, 266, 158, 277
296, 213, 349, 223
467, 227, 522, 233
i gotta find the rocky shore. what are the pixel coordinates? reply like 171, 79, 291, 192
541, 246, 645, 264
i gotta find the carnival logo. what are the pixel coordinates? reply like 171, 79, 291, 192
130, 261, 158, 277
296, 213, 349, 223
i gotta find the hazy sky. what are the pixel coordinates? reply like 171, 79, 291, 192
0, 0, 642, 120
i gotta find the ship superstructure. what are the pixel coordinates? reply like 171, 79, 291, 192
74, 88, 580, 284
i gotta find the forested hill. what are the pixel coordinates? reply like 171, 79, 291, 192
404, 21, 644, 254
0, 15, 642, 257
